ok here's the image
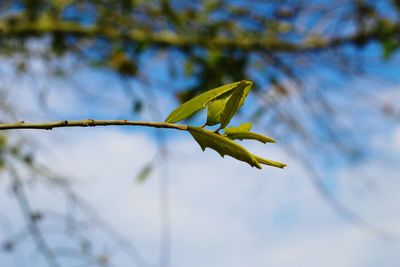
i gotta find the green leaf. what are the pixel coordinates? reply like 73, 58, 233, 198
224, 122, 253, 133
226, 132, 276, 143
254, 156, 286, 169
224, 122, 275, 143
165, 80, 252, 123
166, 80, 286, 170
187, 126, 286, 169
206, 93, 230, 126
206, 81, 253, 127
165, 81, 241, 123
220, 81, 247, 128
188, 126, 261, 168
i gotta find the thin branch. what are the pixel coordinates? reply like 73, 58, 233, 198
296, 150, 398, 241
1, 20, 399, 53
0, 119, 187, 131
9, 166, 62, 267
11, 150, 153, 267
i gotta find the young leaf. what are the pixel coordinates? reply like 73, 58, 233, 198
187, 126, 286, 169
165, 81, 249, 123
206, 94, 231, 126
220, 81, 247, 129
224, 122, 253, 133
225, 132, 276, 143
166, 80, 286, 170
225, 122, 275, 143
254, 156, 286, 169
206, 81, 253, 128
188, 126, 262, 168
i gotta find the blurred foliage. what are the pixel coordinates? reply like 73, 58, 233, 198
0, 0, 398, 92
0, 135, 6, 169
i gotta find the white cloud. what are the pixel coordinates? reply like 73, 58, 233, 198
3, 127, 395, 267
3, 68, 400, 267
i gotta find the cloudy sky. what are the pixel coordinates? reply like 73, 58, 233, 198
1, 62, 400, 267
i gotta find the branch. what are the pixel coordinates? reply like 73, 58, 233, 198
1, 19, 399, 53
9, 166, 62, 267
0, 119, 187, 131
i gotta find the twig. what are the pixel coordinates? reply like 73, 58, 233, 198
0, 120, 187, 131
9, 166, 62, 267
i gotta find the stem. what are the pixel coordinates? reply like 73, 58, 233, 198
0, 119, 188, 131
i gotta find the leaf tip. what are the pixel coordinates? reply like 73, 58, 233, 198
254, 156, 286, 169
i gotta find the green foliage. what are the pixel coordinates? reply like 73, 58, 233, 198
224, 123, 275, 143
382, 38, 398, 60
188, 126, 284, 169
165, 80, 251, 123
2, 0, 400, 101
225, 122, 252, 132
109, 51, 137, 76
206, 96, 230, 126
219, 81, 248, 129
188, 126, 262, 168
166, 81, 286, 169
375, 20, 399, 60
253, 155, 287, 169
206, 80, 252, 127
226, 131, 275, 143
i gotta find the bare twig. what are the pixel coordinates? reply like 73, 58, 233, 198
0, 120, 187, 131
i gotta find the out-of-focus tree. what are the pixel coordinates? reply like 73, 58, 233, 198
1, 0, 400, 266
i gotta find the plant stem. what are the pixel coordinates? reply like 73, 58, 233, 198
0, 119, 187, 131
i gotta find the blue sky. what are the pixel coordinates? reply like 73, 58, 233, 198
1, 55, 400, 267
0, 10, 400, 263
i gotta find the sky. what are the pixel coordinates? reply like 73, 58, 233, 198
1, 66, 400, 267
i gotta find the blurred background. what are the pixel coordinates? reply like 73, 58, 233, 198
1, 1, 400, 266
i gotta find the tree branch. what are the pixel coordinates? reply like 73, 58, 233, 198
0, 119, 187, 131
1, 19, 399, 53
9, 166, 62, 267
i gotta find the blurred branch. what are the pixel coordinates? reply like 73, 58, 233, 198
5, 142, 153, 267
291, 147, 399, 240
9, 166, 61, 267
1, 19, 399, 53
